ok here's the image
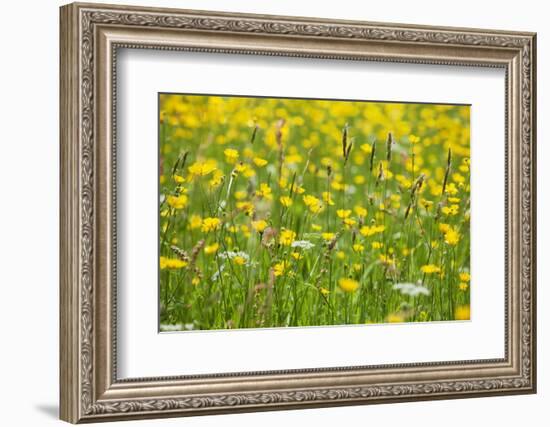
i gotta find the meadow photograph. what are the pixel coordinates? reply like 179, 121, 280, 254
158, 94, 471, 332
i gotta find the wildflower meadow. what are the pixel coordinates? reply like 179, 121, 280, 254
159, 94, 471, 331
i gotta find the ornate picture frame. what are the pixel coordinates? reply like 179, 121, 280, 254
60, 2, 536, 423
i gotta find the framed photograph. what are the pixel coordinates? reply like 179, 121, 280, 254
60, 2, 537, 423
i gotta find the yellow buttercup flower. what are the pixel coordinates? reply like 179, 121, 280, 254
387, 313, 405, 323
409, 134, 420, 144
201, 217, 221, 233
208, 170, 224, 188
273, 260, 289, 276
303, 194, 323, 213
338, 277, 359, 292
204, 243, 219, 255
293, 185, 305, 194
360, 143, 373, 154
280, 196, 293, 207
354, 175, 366, 185
236, 201, 255, 216
354, 205, 368, 217
160, 256, 188, 270
352, 243, 364, 253
234, 190, 247, 200
359, 224, 385, 237
188, 160, 217, 177
279, 228, 296, 246
444, 228, 460, 246
371, 241, 383, 249
379, 254, 395, 266
235, 162, 255, 177
166, 194, 188, 209
421, 264, 441, 274
224, 148, 239, 163
459, 272, 471, 282
256, 183, 273, 200
321, 232, 335, 241
455, 305, 470, 320
291, 252, 303, 260
438, 223, 451, 233
336, 209, 352, 219
252, 219, 268, 233
322, 192, 335, 206
233, 256, 247, 266
441, 204, 459, 216
253, 157, 268, 167
452, 172, 465, 184
343, 218, 357, 229
189, 214, 202, 230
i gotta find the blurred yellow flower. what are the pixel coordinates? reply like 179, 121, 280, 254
387, 313, 405, 323
353, 175, 366, 185
421, 264, 441, 274
253, 157, 268, 167
359, 224, 385, 237
234, 190, 247, 200
233, 256, 247, 266
204, 243, 219, 255
336, 209, 352, 219
360, 143, 372, 154
379, 254, 395, 266
201, 217, 221, 233
208, 170, 224, 188
173, 174, 185, 183
459, 272, 471, 282
438, 223, 451, 233
321, 232, 335, 241
160, 256, 188, 269
188, 160, 217, 177
279, 229, 296, 246
371, 241, 383, 249
352, 243, 364, 253
236, 201, 254, 216
354, 205, 368, 217
303, 194, 323, 213
338, 277, 359, 292
189, 214, 202, 230
273, 260, 289, 276
280, 196, 293, 207
343, 218, 357, 229
224, 148, 239, 163
322, 192, 335, 206
256, 183, 273, 200
441, 204, 459, 216
252, 219, 268, 233
455, 305, 470, 320
166, 194, 188, 209
444, 228, 460, 246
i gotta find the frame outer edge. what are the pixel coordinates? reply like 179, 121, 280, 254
529, 33, 537, 393
60, 2, 537, 422
60, 3, 81, 424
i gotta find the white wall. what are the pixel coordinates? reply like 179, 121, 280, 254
0, 0, 545, 425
